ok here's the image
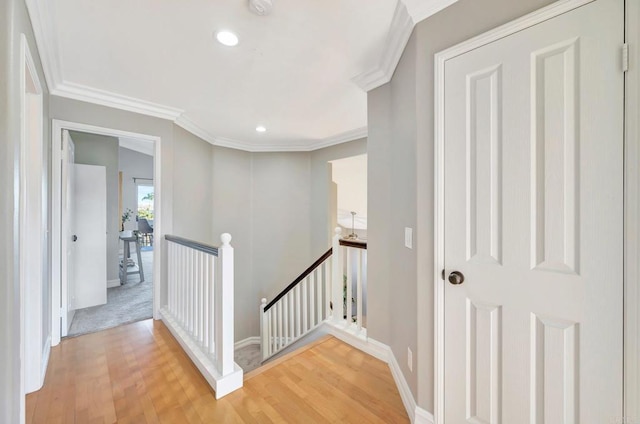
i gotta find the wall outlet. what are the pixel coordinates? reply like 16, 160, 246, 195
408, 347, 413, 372
404, 227, 413, 249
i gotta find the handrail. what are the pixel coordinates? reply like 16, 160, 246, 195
165, 234, 219, 256
264, 248, 332, 312
339, 239, 367, 249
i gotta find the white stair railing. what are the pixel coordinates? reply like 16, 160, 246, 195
332, 228, 368, 332
260, 249, 332, 361
260, 227, 367, 362
160, 233, 242, 399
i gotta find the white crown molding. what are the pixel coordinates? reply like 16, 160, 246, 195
24, 0, 63, 90
352, 1, 414, 92
352, 0, 460, 92
177, 115, 367, 153
27, 0, 366, 152
53, 81, 183, 121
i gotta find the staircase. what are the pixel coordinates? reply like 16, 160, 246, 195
260, 227, 368, 362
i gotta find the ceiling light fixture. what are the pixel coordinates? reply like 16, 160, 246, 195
215, 31, 239, 47
256, 126, 267, 133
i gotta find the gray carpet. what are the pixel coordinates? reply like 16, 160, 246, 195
68, 250, 153, 337
235, 344, 262, 373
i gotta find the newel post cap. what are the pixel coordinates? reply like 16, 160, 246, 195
221, 233, 232, 246
261, 298, 267, 305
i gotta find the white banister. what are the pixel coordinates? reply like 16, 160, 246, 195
332, 227, 344, 323
160, 233, 242, 399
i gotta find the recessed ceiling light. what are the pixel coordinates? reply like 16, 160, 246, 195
256, 126, 267, 133
215, 31, 239, 47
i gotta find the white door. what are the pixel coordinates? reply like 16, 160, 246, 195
61, 130, 75, 335
443, 0, 623, 422
72, 163, 107, 310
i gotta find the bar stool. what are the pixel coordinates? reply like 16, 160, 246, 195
119, 230, 144, 283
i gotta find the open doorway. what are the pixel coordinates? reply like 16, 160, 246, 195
51, 121, 162, 346
60, 132, 156, 337
329, 154, 367, 239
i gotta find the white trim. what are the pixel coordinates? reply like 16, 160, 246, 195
20, 31, 46, 411
404, 0, 458, 24
107, 279, 121, 289
387, 345, 417, 423
432, 1, 614, 423
625, 0, 640, 419
24, 0, 62, 90
39, 336, 51, 388
414, 406, 435, 424
322, 321, 430, 423
52, 81, 183, 121
160, 307, 243, 398
51, 120, 163, 346
234, 336, 260, 350
352, 1, 414, 92
176, 115, 367, 152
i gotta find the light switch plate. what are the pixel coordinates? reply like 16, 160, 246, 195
404, 227, 413, 249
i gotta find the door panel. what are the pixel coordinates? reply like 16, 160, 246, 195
443, 0, 623, 422
61, 130, 75, 335
73, 164, 107, 310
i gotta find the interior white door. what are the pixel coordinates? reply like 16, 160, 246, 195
443, 0, 624, 422
72, 163, 108, 310
61, 130, 75, 335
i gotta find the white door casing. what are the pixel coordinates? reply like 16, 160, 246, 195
61, 130, 75, 336
440, 0, 623, 422
72, 164, 108, 310
51, 120, 164, 346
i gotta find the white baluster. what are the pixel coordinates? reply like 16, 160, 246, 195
346, 247, 353, 326
356, 249, 363, 331
194, 250, 200, 341
302, 277, 308, 332
295, 285, 301, 338
277, 302, 283, 351
309, 272, 316, 327
324, 260, 331, 319
260, 298, 268, 360
316, 268, 322, 324
332, 227, 344, 323
209, 255, 216, 355
283, 293, 289, 345
178, 245, 184, 325
271, 303, 277, 353
203, 252, 209, 350
289, 291, 294, 341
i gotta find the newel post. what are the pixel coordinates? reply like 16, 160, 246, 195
332, 227, 344, 323
260, 298, 267, 360
216, 233, 234, 376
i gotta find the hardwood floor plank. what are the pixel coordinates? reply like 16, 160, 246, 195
26, 319, 410, 423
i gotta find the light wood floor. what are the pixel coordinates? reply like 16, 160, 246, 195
26, 319, 409, 423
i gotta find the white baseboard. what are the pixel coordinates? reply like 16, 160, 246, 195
160, 307, 243, 399
415, 406, 435, 424
235, 336, 260, 350
39, 336, 51, 390
322, 321, 433, 423
107, 279, 121, 288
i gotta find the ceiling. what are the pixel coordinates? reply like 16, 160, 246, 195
48, 0, 399, 150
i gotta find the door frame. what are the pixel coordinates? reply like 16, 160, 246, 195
433, 0, 635, 422
51, 119, 163, 346
19, 32, 45, 418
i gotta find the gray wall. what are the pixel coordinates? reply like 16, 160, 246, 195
211, 146, 254, 340
367, 0, 556, 411
0, 0, 51, 422
119, 147, 154, 231
70, 131, 120, 282
252, 152, 312, 301
172, 125, 214, 244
